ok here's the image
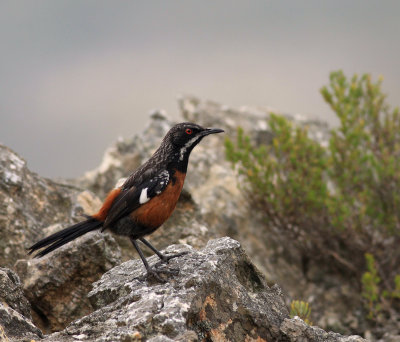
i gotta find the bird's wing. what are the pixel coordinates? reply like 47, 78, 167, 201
103, 170, 170, 229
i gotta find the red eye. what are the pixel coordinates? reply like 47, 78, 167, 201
185, 128, 193, 134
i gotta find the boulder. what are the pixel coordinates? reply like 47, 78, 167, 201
0, 267, 42, 341
40, 237, 364, 342
0, 144, 102, 268
14, 231, 121, 333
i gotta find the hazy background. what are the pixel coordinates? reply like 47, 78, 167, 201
1, 1, 399, 178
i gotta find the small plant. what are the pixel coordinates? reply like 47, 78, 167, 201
226, 71, 400, 316
391, 275, 400, 300
361, 253, 382, 319
290, 300, 313, 325
362, 253, 400, 320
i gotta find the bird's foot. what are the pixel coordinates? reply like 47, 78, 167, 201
145, 266, 179, 283
155, 251, 189, 268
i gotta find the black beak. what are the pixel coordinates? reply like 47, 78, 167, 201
201, 127, 225, 137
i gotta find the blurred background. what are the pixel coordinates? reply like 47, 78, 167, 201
1, 1, 399, 178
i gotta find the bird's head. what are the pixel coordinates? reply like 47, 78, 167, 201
163, 122, 224, 163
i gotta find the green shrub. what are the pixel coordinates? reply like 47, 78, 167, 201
321, 72, 400, 234
226, 71, 400, 310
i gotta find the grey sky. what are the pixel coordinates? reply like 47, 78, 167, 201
1, 1, 399, 178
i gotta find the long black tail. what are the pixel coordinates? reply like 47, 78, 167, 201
28, 217, 103, 258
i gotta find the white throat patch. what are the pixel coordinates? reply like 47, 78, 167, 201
179, 135, 201, 161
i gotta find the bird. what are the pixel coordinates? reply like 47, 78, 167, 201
28, 122, 224, 281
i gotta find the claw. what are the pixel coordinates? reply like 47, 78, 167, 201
146, 268, 167, 283
155, 251, 189, 267
154, 265, 179, 274
146, 266, 179, 283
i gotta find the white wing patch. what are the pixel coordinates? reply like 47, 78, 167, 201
139, 188, 150, 204
139, 170, 170, 205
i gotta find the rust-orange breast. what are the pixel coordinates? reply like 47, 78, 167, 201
131, 170, 186, 228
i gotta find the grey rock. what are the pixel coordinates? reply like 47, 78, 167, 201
0, 144, 102, 268
0, 267, 42, 341
44, 237, 282, 341
0, 268, 31, 319
379, 333, 400, 342
0, 143, 120, 333
39, 237, 363, 342
14, 231, 121, 333
280, 317, 365, 342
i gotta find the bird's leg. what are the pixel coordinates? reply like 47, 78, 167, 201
139, 238, 188, 266
130, 237, 178, 282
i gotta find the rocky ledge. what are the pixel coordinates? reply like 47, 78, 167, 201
3, 237, 365, 342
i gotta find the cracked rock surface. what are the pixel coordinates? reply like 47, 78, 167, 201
40, 238, 364, 342
0, 267, 42, 341
0, 144, 102, 268
14, 232, 121, 333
